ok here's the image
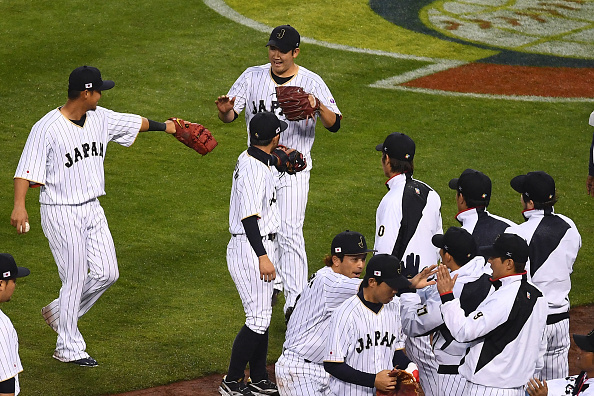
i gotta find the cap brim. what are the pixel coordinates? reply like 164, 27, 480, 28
478, 245, 500, 258
574, 334, 594, 352
97, 80, 115, 91
278, 120, 288, 133
384, 276, 412, 290
375, 143, 384, 152
448, 178, 459, 190
510, 175, 526, 194
432, 234, 445, 249
266, 39, 291, 52
16, 266, 30, 278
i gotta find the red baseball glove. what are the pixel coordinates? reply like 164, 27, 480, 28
275, 86, 320, 121
169, 117, 217, 156
376, 369, 419, 396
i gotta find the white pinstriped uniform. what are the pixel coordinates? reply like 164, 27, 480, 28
0, 310, 22, 395
14, 106, 141, 361
275, 267, 361, 395
400, 257, 490, 396
228, 149, 280, 334
374, 173, 442, 396
324, 294, 406, 396
227, 64, 340, 312
505, 209, 581, 380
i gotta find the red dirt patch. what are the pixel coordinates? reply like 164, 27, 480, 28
403, 63, 594, 98
110, 305, 593, 396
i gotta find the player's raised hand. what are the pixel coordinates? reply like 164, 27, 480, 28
215, 95, 236, 113
410, 264, 438, 289
374, 369, 397, 393
526, 378, 547, 396
436, 264, 457, 295
258, 255, 276, 282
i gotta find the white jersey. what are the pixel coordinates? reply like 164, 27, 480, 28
374, 173, 442, 269
229, 148, 280, 236
324, 292, 406, 396
283, 266, 361, 363
0, 310, 22, 395
440, 273, 548, 389
14, 106, 141, 205
227, 63, 341, 161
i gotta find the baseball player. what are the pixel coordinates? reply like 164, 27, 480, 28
448, 169, 516, 252
505, 171, 582, 380
436, 233, 548, 396
0, 253, 30, 396
11, 65, 178, 367
219, 112, 286, 396
400, 227, 491, 396
275, 230, 374, 396
216, 25, 342, 321
527, 329, 594, 396
374, 132, 442, 396
323, 254, 421, 396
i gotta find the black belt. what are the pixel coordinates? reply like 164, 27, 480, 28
547, 312, 569, 325
232, 233, 276, 241
437, 365, 459, 374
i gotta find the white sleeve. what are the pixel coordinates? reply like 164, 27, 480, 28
440, 294, 512, 343
227, 70, 248, 115
374, 200, 402, 254
325, 277, 361, 310
236, 163, 265, 220
14, 121, 48, 185
104, 108, 142, 147
325, 304, 354, 363
311, 79, 340, 115
400, 291, 444, 337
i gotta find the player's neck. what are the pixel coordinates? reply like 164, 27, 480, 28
60, 100, 88, 121
272, 64, 298, 79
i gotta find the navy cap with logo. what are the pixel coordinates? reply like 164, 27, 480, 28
375, 132, 415, 162
448, 169, 491, 203
249, 112, 288, 141
68, 66, 115, 92
573, 329, 594, 352
510, 171, 555, 203
266, 25, 300, 53
331, 230, 376, 256
432, 227, 477, 266
0, 253, 30, 281
479, 233, 529, 264
364, 254, 411, 290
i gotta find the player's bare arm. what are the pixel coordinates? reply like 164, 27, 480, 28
374, 369, 397, 392
258, 254, 276, 282
436, 264, 457, 295
215, 95, 237, 123
315, 98, 340, 129
11, 178, 30, 234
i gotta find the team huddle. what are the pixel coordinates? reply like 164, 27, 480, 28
3, 23, 593, 396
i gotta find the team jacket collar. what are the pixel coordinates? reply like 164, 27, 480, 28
455, 206, 487, 225
385, 172, 407, 191
247, 146, 274, 166
489, 271, 527, 290
521, 207, 554, 222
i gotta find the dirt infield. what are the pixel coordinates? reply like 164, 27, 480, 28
111, 304, 594, 396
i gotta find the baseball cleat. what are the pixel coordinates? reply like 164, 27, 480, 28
219, 376, 255, 396
68, 357, 99, 367
41, 305, 58, 333
247, 378, 280, 396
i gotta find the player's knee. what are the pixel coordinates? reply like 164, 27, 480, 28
101, 267, 119, 286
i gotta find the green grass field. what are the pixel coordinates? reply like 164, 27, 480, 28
1, 1, 593, 395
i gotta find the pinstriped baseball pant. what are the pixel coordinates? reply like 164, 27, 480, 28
437, 373, 465, 396
405, 336, 438, 396
540, 318, 570, 380
41, 200, 119, 361
462, 380, 525, 395
227, 235, 277, 334
276, 351, 328, 396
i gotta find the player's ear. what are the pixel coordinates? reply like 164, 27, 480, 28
332, 255, 342, 267
0, 280, 5, 291
292, 48, 300, 58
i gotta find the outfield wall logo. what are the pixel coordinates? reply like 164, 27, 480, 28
369, 0, 594, 100
204, 0, 594, 102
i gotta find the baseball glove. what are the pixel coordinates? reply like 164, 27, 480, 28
169, 118, 218, 156
275, 86, 320, 121
376, 369, 419, 396
271, 145, 307, 175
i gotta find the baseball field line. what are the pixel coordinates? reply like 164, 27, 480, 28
205, 0, 594, 103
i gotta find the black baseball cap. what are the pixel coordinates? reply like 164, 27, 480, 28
574, 329, 594, 352
432, 227, 477, 266
510, 171, 555, 203
449, 169, 491, 203
0, 253, 30, 280
375, 132, 415, 162
266, 25, 300, 53
479, 233, 529, 263
68, 66, 115, 91
331, 230, 376, 256
249, 112, 288, 141
364, 254, 411, 290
